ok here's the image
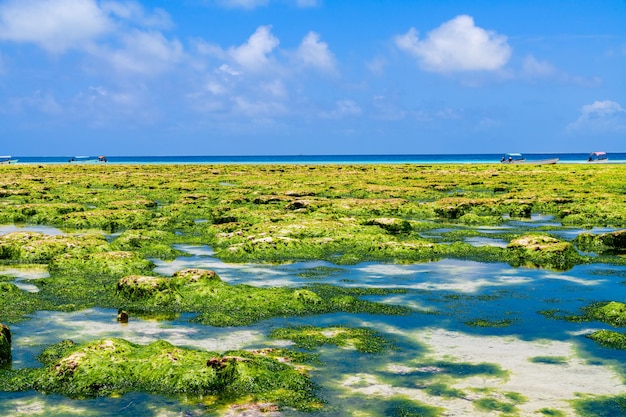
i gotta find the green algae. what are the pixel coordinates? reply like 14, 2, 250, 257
2, 163, 625, 268
269, 325, 395, 353
572, 393, 626, 416
506, 234, 583, 270
0, 323, 10, 366
464, 318, 514, 328
582, 301, 626, 327
383, 397, 443, 417
529, 356, 569, 365
575, 230, 626, 255
538, 408, 567, 416
0, 338, 322, 412
586, 330, 626, 350
116, 269, 414, 326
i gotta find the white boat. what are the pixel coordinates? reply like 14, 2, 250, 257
0, 155, 18, 164
68, 156, 107, 163
587, 151, 608, 163
500, 153, 558, 165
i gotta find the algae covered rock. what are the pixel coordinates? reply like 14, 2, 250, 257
574, 229, 626, 254
172, 268, 221, 283
587, 329, 626, 350
506, 234, 581, 270
50, 251, 155, 277
582, 301, 626, 327
115, 269, 411, 327
0, 323, 10, 366
0, 232, 108, 262
15, 338, 321, 410
364, 217, 412, 234
116, 275, 169, 299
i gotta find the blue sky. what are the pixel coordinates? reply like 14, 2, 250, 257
0, 0, 624, 156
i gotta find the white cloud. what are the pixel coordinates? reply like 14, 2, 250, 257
295, 31, 336, 73
568, 100, 626, 132
233, 96, 288, 118
100, 1, 173, 29
395, 15, 511, 73
100, 30, 184, 75
8, 90, 63, 114
321, 99, 362, 119
228, 25, 279, 71
521, 55, 555, 78
0, 0, 112, 53
260, 80, 288, 99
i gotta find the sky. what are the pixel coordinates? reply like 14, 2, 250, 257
0, 0, 625, 156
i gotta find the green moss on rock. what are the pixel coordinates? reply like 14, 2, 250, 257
2, 338, 321, 411
506, 234, 582, 270
575, 230, 626, 254
116, 269, 413, 326
0, 323, 11, 366
587, 330, 626, 349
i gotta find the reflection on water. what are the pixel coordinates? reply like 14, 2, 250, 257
0, 265, 49, 292
3, 243, 626, 416
0, 225, 65, 236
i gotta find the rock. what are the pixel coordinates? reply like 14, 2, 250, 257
575, 230, 626, 254
117, 310, 129, 323
0, 323, 11, 366
116, 275, 168, 299
173, 268, 221, 283
364, 217, 412, 234
506, 234, 581, 270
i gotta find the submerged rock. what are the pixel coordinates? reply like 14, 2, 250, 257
506, 234, 582, 270
0, 323, 11, 366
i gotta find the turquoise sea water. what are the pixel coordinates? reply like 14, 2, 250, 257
12, 152, 626, 164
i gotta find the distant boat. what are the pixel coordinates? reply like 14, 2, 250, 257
500, 153, 558, 165
587, 151, 608, 163
69, 156, 107, 163
0, 155, 18, 164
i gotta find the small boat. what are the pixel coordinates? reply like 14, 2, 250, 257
501, 153, 526, 164
0, 155, 18, 164
500, 153, 558, 165
587, 151, 608, 163
69, 156, 107, 163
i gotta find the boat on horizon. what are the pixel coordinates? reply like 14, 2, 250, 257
68, 155, 108, 163
500, 153, 558, 165
0, 155, 18, 164
587, 151, 608, 163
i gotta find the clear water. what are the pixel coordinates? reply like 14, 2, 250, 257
3, 239, 626, 416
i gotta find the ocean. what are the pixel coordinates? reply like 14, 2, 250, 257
10, 152, 626, 164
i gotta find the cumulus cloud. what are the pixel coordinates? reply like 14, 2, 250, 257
0, 0, 112, 53
99, 30, 184, 75
395, 15, 511, 72
295, 31, 336, 73
228, 25, 279, 71
100, 1, 173, 29
568, 100, 626, 132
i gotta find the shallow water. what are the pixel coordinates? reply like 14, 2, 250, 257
3, 241, 626, 416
